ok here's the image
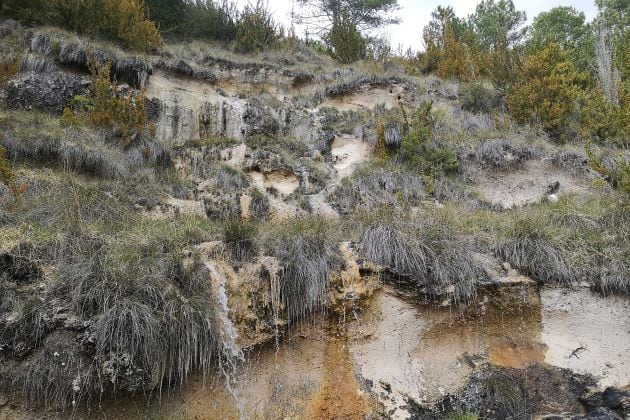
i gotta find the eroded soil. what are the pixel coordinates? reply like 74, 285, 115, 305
14, 285, 627, 419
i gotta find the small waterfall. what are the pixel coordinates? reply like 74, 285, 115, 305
265, 258, 283, 350
207, 261, 245, 419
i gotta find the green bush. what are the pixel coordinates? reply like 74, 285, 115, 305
507, 43, 584, 138
325, 12, 366, 64
234, 1, 277, 53
144, 0, 188, 34
63, 59, 149, 146
184, 0, 238, 42
396, 101, 459, 186
460, 82, 501, 113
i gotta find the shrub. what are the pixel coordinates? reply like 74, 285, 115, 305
507, 43, 585, 138
1, 0, 49, 24
65, 59, 149, 146
184, 0, 238, 42
2, 0, 162, 52
144, 0, 188, 34
436, 26, 479, 81
47, 0, 100, 32
101, 0, 163, 52
460, 82, 501, 113
234, 1, 277, 53
396, 101, 459, 185
578, 83, 630, 147
325, 12, 366, 64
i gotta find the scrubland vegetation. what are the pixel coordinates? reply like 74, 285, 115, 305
0, 0, 628, 415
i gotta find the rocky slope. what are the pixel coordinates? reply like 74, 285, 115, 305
0, 21, 628, 419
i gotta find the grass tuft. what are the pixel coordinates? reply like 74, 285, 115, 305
472, 139, 539, 170
495, 236, 575, 284
223, 218, 258, 262
264, 219, 340, 322
361, 222, 487, 302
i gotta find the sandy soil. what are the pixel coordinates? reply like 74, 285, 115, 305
475, 160, 592, 209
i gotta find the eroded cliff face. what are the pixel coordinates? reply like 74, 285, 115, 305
1, 23, 629, 420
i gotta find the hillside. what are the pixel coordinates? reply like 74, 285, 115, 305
0, 16, 629, 420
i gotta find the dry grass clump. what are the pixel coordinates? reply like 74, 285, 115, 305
320, 75, 406, 99
0, 166, 241, 408
330, 163, 426, 214
361, 221, 488, 302
0, 246, 43, 284
1, 297, 51, 355
214, 165, 249, 192
248, 188, 269, 220
495, 236, 575, 285
1, 126, 128, 179
471, 139, 540, 170
590, 209, 629, 295
36, 227, 234, 406
19, 55, 55, 74
552, 150, 588, 172
1, 109, 171, 180
491, 195, 628, 292
597, 261, 629, 296
223, 218, 258, 262
15, 332, 100, 409
494, 208, 576, 285
262, 218, 340, 322
431, 177, 486, 209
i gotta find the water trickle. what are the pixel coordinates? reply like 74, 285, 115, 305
207, 261, 246, 419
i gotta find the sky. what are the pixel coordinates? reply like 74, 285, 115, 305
235, 0, 599, 52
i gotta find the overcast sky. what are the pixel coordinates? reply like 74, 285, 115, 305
235, 0, 599, 52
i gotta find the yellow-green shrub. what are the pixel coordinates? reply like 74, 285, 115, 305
579, 82, 630, 146
234, 1, 277, 53
436, 27, 479, 81
101, 0, 162, 52
3, 0, 162, 52
64, 59, 148, 145
507, 43, 584, 137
